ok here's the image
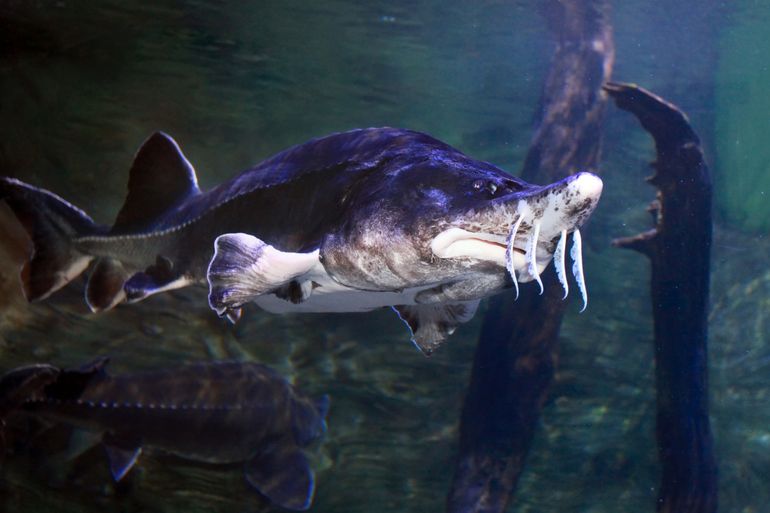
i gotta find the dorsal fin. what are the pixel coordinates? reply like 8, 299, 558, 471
43, 357, 109, 401
111, 132, 200, 233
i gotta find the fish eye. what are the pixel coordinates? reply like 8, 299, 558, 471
472, 180, 499, 196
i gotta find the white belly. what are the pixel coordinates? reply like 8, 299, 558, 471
253, 261, 433, 314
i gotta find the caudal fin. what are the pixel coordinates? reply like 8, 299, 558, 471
1, 132, 201, 309
0, 364, 61, 418
0, 360, 108, 457
0, 177, 102, 301
0, 363, 61, 458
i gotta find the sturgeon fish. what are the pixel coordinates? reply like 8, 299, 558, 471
0, 359, 328, 511
0, 128, 603, 354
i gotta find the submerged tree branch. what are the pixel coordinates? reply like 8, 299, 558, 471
446, 1, 614, 512
604, 81, 717, 513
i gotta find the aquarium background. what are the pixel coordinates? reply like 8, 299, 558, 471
0, 1, 767, 512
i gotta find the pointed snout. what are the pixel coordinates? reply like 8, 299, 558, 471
521, 171, 603, 245
527, 171, 603, 205
568, 171, 603, 201
446, 171, 604, 243
490, 171, 603, 213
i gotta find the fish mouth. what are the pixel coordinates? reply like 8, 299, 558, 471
430, 231, 521, 262
429, 229, 530, 278
430, 172, 603, 310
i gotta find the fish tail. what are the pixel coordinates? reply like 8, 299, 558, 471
0, 359, 108, 418
0, 177, 103, 302
0, 363, 61, 461
0, 361, 107, 463
0, 364, 60, 419
3, 133, 202, 310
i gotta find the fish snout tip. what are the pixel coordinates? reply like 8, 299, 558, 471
572, 172, 603, 199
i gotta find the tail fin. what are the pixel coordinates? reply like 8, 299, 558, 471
0, 364, 61, 418
0, 358, 108, 417
0, 363, 61, 459
0, 177, 102, 301
0, 360, 107, 458
1, 133, 200, 308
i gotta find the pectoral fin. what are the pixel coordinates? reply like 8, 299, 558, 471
102, 433, 142, 481
392, 300, 480, 356
244, 443, 315, 511
207, 233, 318, 319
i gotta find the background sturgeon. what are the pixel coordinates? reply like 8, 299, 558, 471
0, 360, 328, 511
0, 127, 602, 354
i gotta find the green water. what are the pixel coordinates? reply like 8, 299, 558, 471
0, 1, 768, 512
715, 1, 770, 232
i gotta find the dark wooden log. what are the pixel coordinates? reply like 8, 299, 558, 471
446, 1, 613, 512
604, 82, 717, 513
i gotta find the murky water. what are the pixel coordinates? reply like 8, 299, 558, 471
1, 1, 768, 512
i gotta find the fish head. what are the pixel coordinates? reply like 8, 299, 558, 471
323, 136, 602, 302
429, 170, 604, 283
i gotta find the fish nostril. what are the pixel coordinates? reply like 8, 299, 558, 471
502, 179, 524, 193
472, 180, 501, 197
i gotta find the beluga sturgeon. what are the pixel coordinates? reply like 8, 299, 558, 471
0, 128, 603, 355
0, 359, 328, 511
